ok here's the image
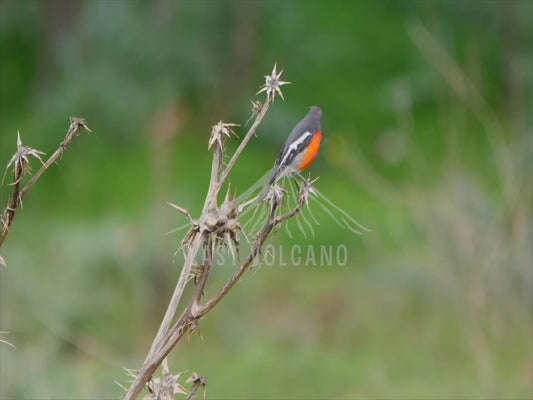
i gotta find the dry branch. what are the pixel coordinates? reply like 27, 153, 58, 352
122, 65, 314, 400
0, 117, 91, 251
20, 118, 91, 199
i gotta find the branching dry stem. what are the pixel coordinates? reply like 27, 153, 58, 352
123, 65, 311, 400
0, 117, 91, 250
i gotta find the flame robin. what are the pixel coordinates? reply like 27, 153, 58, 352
259, 106, 322, 201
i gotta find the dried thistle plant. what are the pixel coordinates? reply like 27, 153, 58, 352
0, 117, 91, 260
140, 359, 188, 400
122, 64, 329, 399
122, 64, 370, 399
0, 118, 90, 354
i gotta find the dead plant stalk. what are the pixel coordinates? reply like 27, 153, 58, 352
123, 65, 306, 400
0, 118, 91, 249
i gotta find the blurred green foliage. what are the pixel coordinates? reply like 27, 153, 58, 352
0, 1, 532, 399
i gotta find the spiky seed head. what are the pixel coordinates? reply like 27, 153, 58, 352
257, 63, 291, 103
208, 121, 239, 150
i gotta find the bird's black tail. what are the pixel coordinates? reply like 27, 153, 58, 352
257, 168, 280, 203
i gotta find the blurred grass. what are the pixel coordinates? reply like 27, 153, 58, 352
1, 1, 532, 399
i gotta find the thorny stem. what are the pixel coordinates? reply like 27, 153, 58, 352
20, 118, 91, 200
125, 309, 194, 399
0, 118, 90, 249
142, 123, 225, 367
128, 247, 214, 400
217, 98, 272, 192
0, 162, 23, 248
144, 233, 203, 362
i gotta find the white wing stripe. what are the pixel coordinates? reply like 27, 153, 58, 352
280, 131, 312, 167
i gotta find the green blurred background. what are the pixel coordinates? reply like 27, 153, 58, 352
1, 1, 532, 399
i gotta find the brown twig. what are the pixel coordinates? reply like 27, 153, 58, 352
0, 157, 23, 248
19, 117, 92, 200
0, 118, 90, 250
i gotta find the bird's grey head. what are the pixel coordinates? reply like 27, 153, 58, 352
309, 106, 323, 119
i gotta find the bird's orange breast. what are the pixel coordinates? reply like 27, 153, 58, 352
298, 131, 322, 171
